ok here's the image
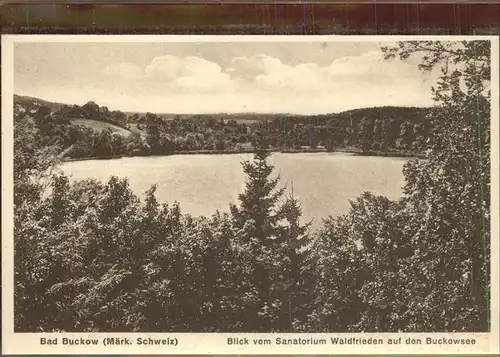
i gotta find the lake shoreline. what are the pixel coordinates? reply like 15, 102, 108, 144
62, 148, 425, 162
61, 150, 408, 227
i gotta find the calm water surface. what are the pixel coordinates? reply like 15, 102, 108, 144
61, 153, 408, 226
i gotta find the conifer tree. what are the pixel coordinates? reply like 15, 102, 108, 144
230, 136, 311, 331
230, 135, 285, 242
229, 134, 286, 330
273, 190, 312, 331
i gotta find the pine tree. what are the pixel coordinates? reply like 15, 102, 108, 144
229, 135, 286, 331
230, 136, 285, 242
273, 189, 312, 331
230, 136, 312, 331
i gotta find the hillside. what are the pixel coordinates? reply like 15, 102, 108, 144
15, 94, 432, 125
153, 107, 432, 124
156, 113, 292, 123
14, 94, 67, 112
14, 94, 435, 160
70, 119, 132, 136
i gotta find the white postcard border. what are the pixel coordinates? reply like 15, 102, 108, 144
2, 34, 499, 355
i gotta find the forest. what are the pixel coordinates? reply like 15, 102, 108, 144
15, 94, 433, 160
14, 41, 491, 332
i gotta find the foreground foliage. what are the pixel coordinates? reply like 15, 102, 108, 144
14, 40, 491, 332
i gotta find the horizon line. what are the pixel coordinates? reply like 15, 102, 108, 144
14, 93, 436, 117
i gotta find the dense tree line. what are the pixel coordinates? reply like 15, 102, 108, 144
15, 96, 435, 160
138, 106, 434, 155
14, 41, 490, 332
14, 102, 140, 160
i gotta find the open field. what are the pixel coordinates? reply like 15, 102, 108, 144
70, 118, 132, 136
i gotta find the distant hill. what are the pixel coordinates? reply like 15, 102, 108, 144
14, 94, 67, 112
15, 94, 131, 131
159, 107, 433, 124
156, 113, 292, 123
14, 94, 435, 160
310, 106, 432, 123
14, 94, 432, 125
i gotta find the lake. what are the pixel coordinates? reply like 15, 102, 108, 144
61, 152, 408, 227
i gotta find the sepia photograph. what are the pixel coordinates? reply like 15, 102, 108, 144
1, 34, 499, 354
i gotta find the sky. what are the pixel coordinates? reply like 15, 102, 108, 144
14, 40, 439, 114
